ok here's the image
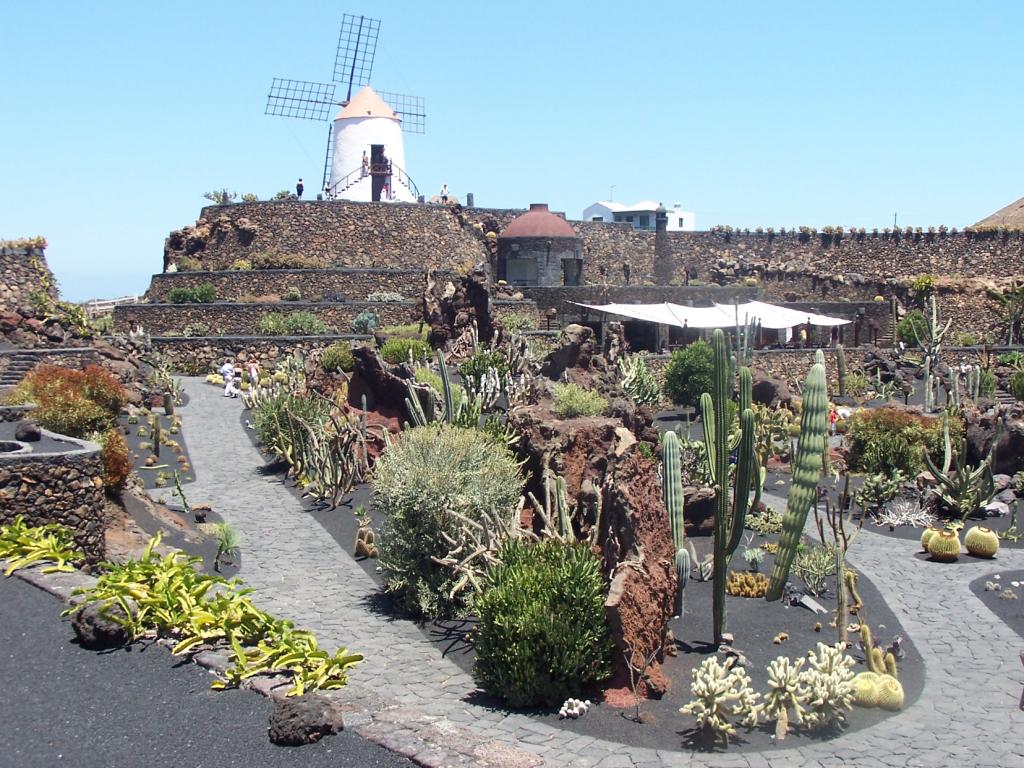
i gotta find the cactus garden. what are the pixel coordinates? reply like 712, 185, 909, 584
5, 267, 1024, 759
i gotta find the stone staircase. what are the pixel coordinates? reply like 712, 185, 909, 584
0, 351, 37, 387
993, 385, 1017, 407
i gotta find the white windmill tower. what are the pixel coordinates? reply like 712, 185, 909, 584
265, 13, 425, 203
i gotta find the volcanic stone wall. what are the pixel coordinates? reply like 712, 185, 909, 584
0, 433, 106, 565
114, 301, 421, 336
151, 335, 365, 372
165, 200, 510, 272
147, 268, 458, 303
166, 201, 1024, 287
0, 247, 57, 312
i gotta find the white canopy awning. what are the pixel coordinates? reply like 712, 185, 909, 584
572, 300, 851, 330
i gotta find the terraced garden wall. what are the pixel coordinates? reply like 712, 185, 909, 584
167, 201, 1024, 286
0, 428, 105, 565
150, 335, 366, 372
146, 268, 458, 303
113, 301, 420, 336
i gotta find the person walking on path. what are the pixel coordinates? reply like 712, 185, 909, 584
295, 178, 304, 198
219, 359, 238, 398
246, 360, 260, 389
829, 405, 838, 436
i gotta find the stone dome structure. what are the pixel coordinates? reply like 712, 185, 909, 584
497, 203, 583, 287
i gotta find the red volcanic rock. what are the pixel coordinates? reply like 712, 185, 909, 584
600, 451, 676, 700
0, 311, 22, 332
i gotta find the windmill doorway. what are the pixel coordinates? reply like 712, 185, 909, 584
370, 144, 390, 201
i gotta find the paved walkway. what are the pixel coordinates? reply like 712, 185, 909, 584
181, 378, 1024, 767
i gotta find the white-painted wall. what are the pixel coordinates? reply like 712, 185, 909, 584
581, 201, 696, 231
328, 114, 416, 203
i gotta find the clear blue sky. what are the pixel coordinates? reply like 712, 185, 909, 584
2, 1, 1022, 302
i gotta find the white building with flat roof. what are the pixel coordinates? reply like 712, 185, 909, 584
583, 200, 695, 231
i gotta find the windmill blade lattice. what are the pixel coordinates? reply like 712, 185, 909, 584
378, 90, 426, 134
333, 13, 380, 100
265, 78, 337, 121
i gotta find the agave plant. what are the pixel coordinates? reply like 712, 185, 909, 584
924, 417, 995, 521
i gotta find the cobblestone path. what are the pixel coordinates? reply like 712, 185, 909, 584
181, 379, 1024, 767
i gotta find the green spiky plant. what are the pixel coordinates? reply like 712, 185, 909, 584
662, 431, 689, 617
766, 357, 829, 601
700, 329, 760, 642
924, 414, 995, 521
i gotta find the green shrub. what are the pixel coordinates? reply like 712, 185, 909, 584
282, 286, 302, 301
499, 313, 538, 332
458, 350, 508, 381
168, 282, 216, 304
663, 340, 714, 407
473, 539, 613, 707
846, 407, 956, 476
1011, 371, 1024, 401
351, 310, 380, 334
320, 342, 355, 373
911, 274, 935, 304
250, 248, 324, 270
896, 310, 928, 344
175, 256, 201, 272
5, 365, 125, 438
380, 337, 430, 364
380, 323, 427, 340
258, 311, 332, 335
374, 425, 524, 618
182, 322, 212, 336
230, 258, 252, 270
979, 369, 997, 398
414, 367, 465, 406
552, 383, 608, 418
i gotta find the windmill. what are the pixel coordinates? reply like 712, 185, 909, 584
265, 13, 426, 202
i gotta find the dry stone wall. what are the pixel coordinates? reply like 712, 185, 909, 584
0, 248, 57, 312
165, 201, 1024, 285
151, 335, 366, 372
147, 268, 457, 303
0, 433, 106, 565
114, 301, 420, 336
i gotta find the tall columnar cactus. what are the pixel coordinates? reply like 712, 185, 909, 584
701, 329, 760, 642
922, 356, 935, 413
766, 358, 829, 601
836, 344, 847, 397
662, 431, 689, 617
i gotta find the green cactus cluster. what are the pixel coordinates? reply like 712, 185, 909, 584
766, 357, 829, 601
662, 431, 690, 617
854, 624, 904, 711
699, 329, 760, 642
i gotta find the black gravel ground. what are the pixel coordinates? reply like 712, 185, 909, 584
970, 568, 1024, 640
0, 575, 413, 768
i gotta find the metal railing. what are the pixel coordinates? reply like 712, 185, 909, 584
323, 162, 420, 201
81, 295, 142, 318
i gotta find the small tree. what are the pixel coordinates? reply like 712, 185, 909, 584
663, 340, 714, 407
202, 188, 237, 205
895, 310, 927, 344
